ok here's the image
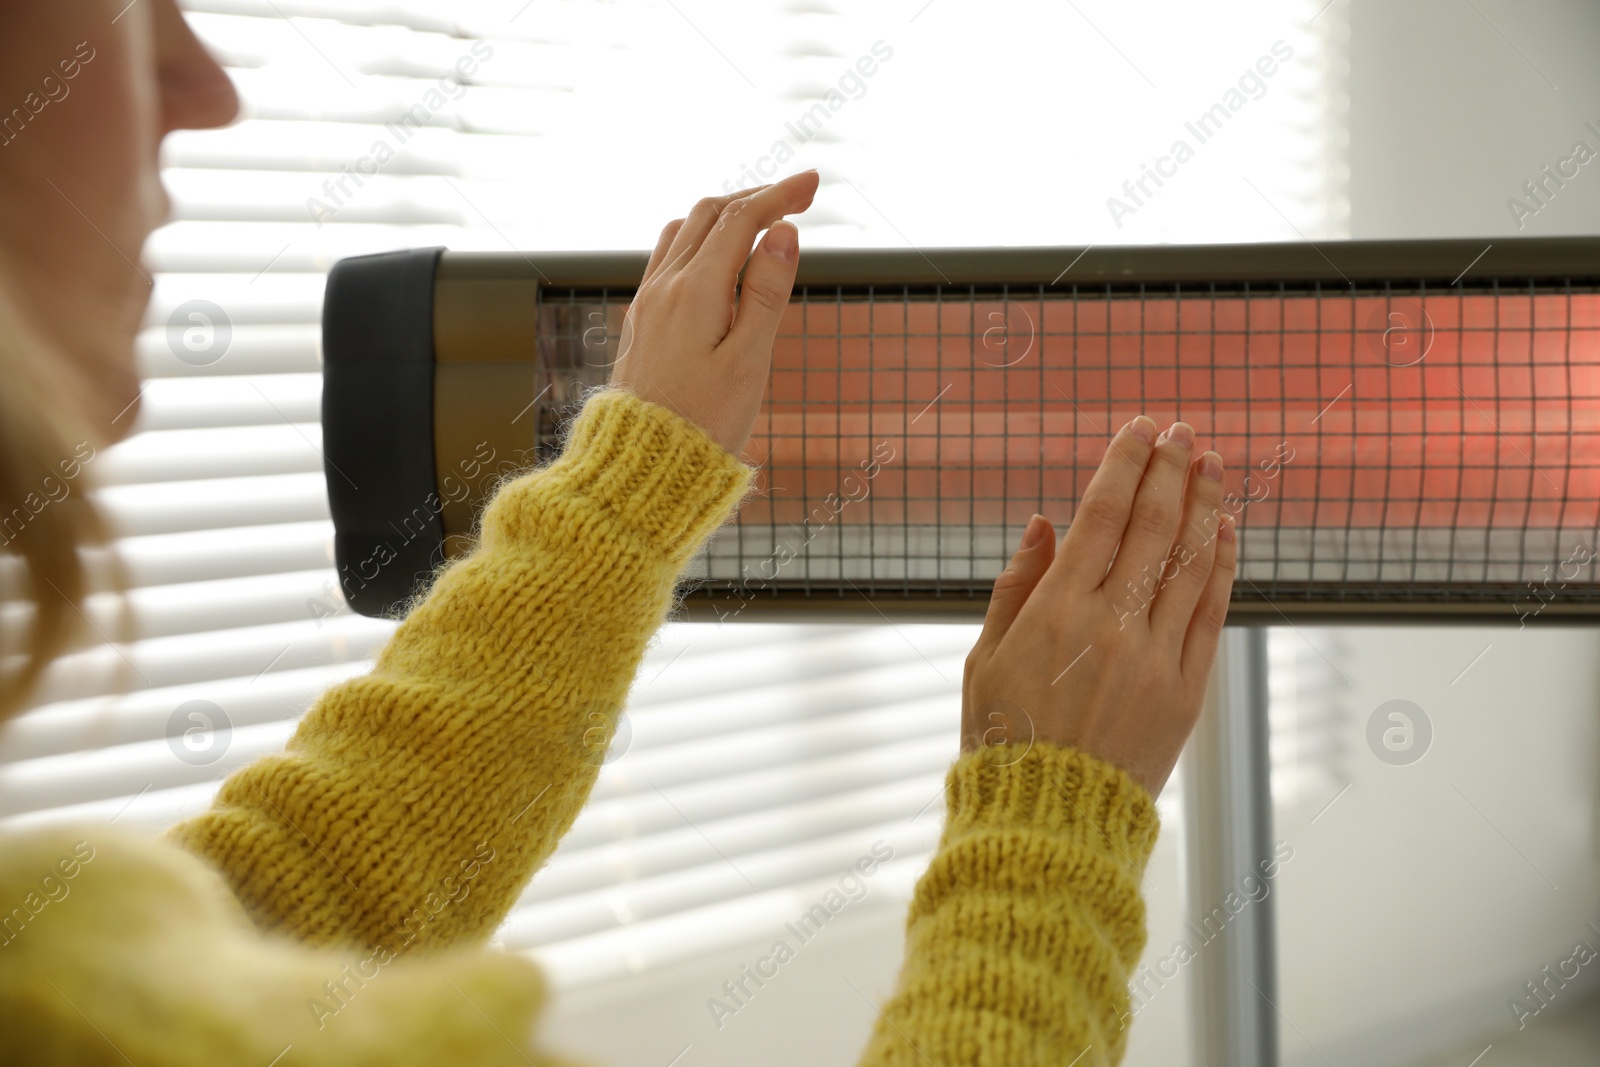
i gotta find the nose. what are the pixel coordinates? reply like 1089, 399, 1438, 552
155, 0, 241, 134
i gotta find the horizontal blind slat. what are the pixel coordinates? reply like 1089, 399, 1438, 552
95, 424, 326, 485
0, 661, 370, 763
18, 613, 394, 708
0, 568, 351, 656
507, 825, 925, 947
523, 849, 931, 990
136, 323, 321, 378
530, 737, 956, 901
512, 831, 934, 991
563, 730, 956, 856
116, 373, 321, 433
61, 520, 335, 596
93, 472, 331, 537
0, 719, 299, 818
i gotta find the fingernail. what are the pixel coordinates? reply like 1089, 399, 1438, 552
1199, 451, 1223, 481
1219, 515, 1236, 542
1127, 416, 1156, 443
1019, 513, 1045, 550
1161, 421, 1194, 448
766, 222, 797, 262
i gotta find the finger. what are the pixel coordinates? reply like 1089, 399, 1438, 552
654, 187, 770, 277
1047, 416, 1158, 590
1101, 421, 1196, 607
1149, 450, 1226, 642
657, 181, 784, 276
646, 180, 777, 282
641, 218, 685, 284
1181, 510, 1238, 682
721, 221, 802, 357
670, 170, 819, 278
972, 514, 1056, 661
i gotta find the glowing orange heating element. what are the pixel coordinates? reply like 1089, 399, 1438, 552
743, 290, 1600, 533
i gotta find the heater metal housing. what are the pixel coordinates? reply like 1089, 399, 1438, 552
321, 237, 1600, 623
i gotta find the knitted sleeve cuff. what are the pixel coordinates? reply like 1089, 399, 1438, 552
942, 740, 1161, 880
482, 386, 757, 570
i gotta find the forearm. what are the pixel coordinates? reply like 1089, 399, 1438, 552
856, 741, 1159, 1067
164, 386, 755, 954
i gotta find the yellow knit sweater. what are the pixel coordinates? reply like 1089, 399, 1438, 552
0, 387, 1159, 1066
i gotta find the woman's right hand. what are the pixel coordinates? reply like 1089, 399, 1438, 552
961, 418, 1239, 798
608, 170, 820, 458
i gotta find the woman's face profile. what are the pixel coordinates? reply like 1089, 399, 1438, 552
0, 0, 238, 444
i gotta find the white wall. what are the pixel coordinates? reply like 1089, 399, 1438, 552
1348, 0, 1600, 239
1274, 625, 1600, 1067
1276, 1, 1600, 1061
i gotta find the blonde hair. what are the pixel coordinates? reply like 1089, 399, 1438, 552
0, 272, 128, 725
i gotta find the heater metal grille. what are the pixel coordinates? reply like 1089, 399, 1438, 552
515, 240, 1600, 623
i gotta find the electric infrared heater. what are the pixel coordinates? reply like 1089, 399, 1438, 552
321, 237, 1600, 624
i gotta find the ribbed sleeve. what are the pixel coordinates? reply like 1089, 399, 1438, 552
163, 386, 755, 955
854, 740, 1160, 1067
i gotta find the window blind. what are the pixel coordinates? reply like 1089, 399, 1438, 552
0, 0, 1344, 988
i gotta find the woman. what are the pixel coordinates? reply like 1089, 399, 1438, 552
0, 2, 1237, 1064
